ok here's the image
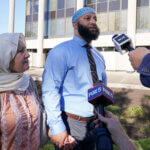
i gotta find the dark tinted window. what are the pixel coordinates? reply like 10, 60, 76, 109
98, 0, 107, 2
66, 8, 74, 17
122, 0, 128, 9
109, 0, 120, 11
137, 0, 149, 7
86, 0, 96, 4
97, 2, 107, 12
57, 9, 64, 18
57, 0, 64, 9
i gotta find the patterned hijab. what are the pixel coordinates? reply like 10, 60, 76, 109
0, 33, 29, 92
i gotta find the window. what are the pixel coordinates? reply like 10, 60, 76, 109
56, 9, 65, 36
109, 0, 120, 11
49, 0, 57, 11
44, 0, 76, 38
57, 0, 64, 9
122, 0, 127, 9
26, 0, 76, 38
137, 0, 149, 7
97, 2, 107, 12
136, 0, 150, 31
87, 0, 96, 4
85, 0, 128, 34
66, 0, 76, 8
25, 0, 39, 38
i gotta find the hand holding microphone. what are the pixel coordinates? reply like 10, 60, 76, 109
128, 47, 150, 70
88, 81, 114, 150
88, 81, 114, 127
112, 33, 150, 70
112, 33, 134, 54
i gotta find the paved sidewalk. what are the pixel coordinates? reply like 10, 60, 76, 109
26, 67, 43, 81
25, 67, 150, 90
107, 71, 149, 90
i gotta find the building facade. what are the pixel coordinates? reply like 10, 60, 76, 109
12, 0, 150, 71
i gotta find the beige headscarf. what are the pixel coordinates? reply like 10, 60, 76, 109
0, 33, 29, 92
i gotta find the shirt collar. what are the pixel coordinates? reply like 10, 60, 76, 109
73, 35, 92, 47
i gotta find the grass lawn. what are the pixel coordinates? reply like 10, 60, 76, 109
40, 138, 150, 150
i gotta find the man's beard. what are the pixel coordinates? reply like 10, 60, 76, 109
77, 22, 100, 42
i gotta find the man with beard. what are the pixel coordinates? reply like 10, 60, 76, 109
42, 7, 106, 150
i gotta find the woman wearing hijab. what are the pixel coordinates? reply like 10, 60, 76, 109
0, 33, 41, 150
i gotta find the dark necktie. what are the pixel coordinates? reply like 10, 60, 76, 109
85, 44, 99, 85
85, 45, 113, 150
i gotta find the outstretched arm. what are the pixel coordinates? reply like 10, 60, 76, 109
128, 47, 150, 70
128, 47, 150, 87
97, 111, 138, 150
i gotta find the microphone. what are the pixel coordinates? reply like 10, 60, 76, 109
112, 33, 134, 54
88, 81, 114, 150
88, 82, 114, 107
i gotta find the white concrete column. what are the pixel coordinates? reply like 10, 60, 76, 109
77, 0, 84, 10
127, 0, 137, 48
8, 0, 15, 33
36, 0, 45, 67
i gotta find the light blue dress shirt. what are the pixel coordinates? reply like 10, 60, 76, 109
42, 35, 107, 135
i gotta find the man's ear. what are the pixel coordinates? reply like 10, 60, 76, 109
73, 22, 78, 30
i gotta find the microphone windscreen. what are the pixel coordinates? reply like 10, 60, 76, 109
88, 82, 114, 107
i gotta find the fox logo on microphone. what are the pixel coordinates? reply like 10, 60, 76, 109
88, 83, 114, 106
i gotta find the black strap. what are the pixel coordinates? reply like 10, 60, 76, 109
85, 44, 99, 85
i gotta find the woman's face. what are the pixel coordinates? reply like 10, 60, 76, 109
9, 39, 30, 73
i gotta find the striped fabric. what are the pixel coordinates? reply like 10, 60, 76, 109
0, 80, 40, 150
85, 44, 99, 85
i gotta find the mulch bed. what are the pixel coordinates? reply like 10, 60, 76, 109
112, 88, 150, 140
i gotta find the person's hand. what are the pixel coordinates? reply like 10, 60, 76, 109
97, 111, 138, 150
48, 130, 68, 148
62, 135, 77, 150
95, 111, 124, 143
128, 47, 150, 70
48, 129, 77, 150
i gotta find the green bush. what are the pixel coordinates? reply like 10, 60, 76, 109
123, 106, 146, 118
135, 138, 150, 150
145, 95, 150, 100
105, 105, 121, 115
140, 125, 150, 134
40, 141, 54, 150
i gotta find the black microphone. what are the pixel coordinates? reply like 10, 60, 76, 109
88, 81, 114, 128
112, 33, 134, 54
88, 81, 114, 150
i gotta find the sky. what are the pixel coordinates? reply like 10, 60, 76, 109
0, 0, 26, 34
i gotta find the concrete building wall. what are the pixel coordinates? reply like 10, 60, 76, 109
9, 0, 150, 71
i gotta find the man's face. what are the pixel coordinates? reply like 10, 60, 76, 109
77, 13, 100, 42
